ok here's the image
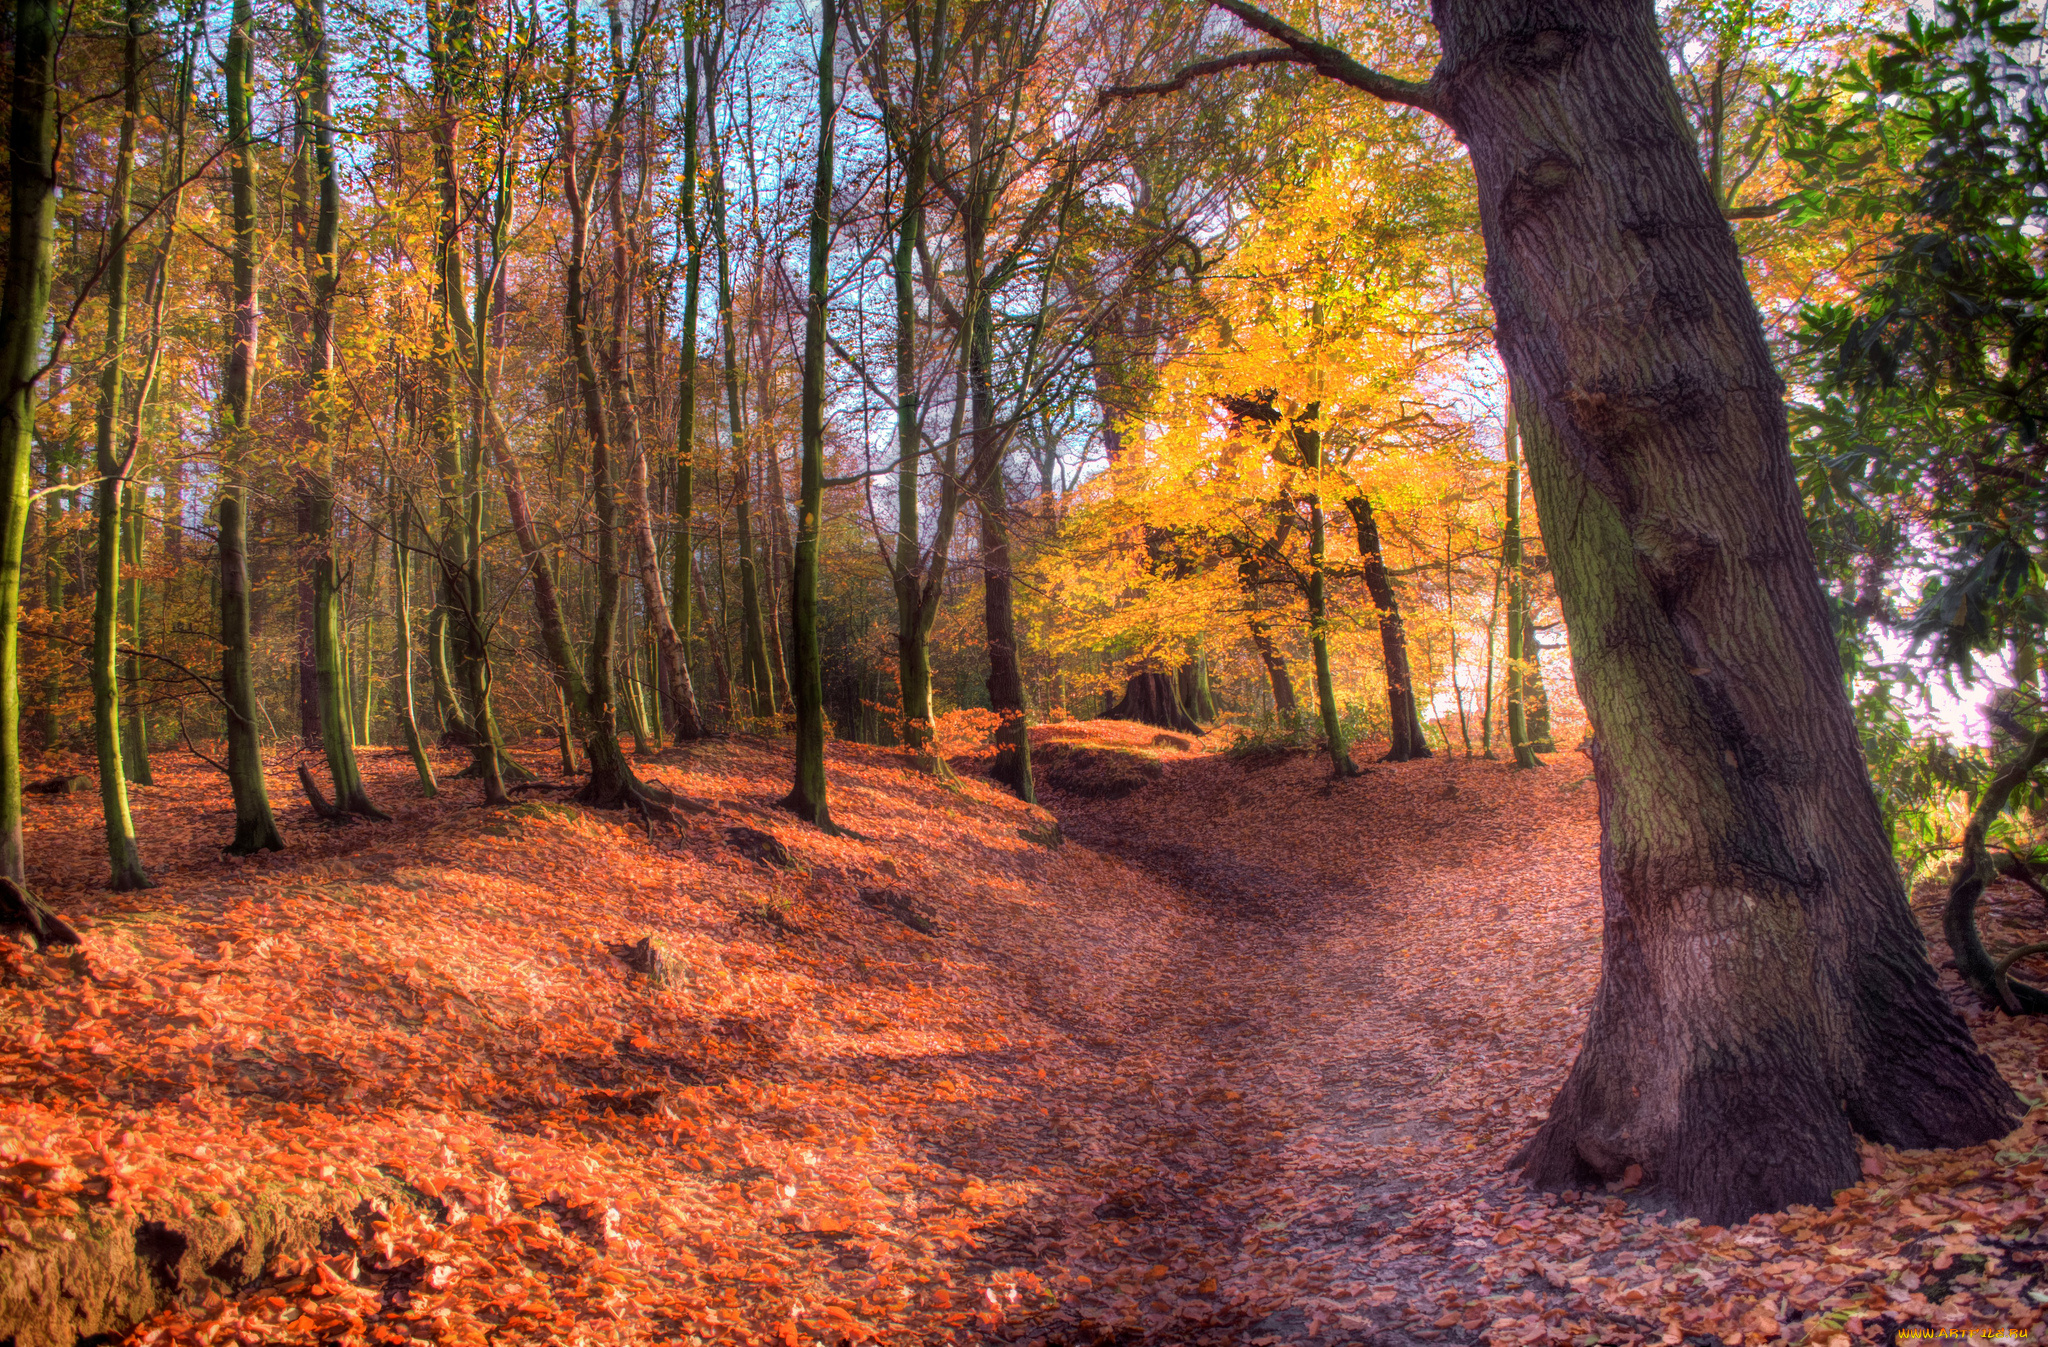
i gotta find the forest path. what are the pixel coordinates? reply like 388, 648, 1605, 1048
1010, 738, 1611, 1345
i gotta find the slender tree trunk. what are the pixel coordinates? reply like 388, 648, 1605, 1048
1502, 394, 1538, 768
1479, 550, 1502, 759
784, 0, 837, 827
90, 0, 149, 890
0, 0, 63, 880
296, 501, 318, 745
979, 484, 1035, 802
219, 500, 281, 852
1386, 0, 2025, 1218
122, 483, 150, 784
669, 38, 703, 721
301, 0, 384, 818
625, 353, 703, 737
1247, 617, 1296, 717
965, 197, 1032, 801
606, 105, 703, 744
1446, 532, 1473, 756
389, 491, 438, 795
882, 32, 962, 777
705, 71, 775, 721
218, 0, 281, 855
693, 564, 730, 714
1345, 495, 1430, 761
119, 26, 192, 793
1523, 617, 1554, 750
550, 15, 690, 822
1297, 410, 1355, 778
357, 533, 376, 744
35, 480, 62, 753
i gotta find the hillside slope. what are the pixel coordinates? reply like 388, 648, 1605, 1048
1, 726, 2044, 1346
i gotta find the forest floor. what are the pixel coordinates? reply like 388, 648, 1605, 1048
1, 722, 2045, 1347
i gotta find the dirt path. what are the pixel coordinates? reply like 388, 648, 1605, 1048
994, 738, 1612, 1346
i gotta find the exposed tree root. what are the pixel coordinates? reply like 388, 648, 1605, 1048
575, 761, 710, 824
295, 765, 350, 822
0, 878, 81, 949
1944, 726, 2048, 1015
451, 749, 537, 784
1995, 849, 2048, 912
296, 764, 390, 823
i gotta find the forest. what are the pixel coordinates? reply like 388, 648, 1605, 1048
0, 0, 2046, 1342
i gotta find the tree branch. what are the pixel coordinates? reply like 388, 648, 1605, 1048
1097, 47, 1306, 105
1723, 199, 1788, 220
1205, 0, 1441, 117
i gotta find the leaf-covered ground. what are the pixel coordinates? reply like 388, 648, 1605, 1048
2, 726, 2045, 1345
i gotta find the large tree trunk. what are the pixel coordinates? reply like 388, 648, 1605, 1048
1416, 0, 2021, 1219
1105, 671, 1200, 734
1344, 495, 1430, 762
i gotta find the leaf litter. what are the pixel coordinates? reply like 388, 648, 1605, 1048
0, 725, 2042, 1346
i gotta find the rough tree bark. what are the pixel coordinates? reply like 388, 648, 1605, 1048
1111, 0, 2024, 1220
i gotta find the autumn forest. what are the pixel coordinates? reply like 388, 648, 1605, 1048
1, 0, 2046, 1342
